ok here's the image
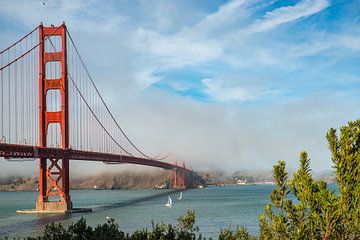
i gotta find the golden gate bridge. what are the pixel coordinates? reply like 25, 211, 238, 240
0, 22, 196, 213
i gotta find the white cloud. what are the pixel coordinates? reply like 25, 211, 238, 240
132, 28, 223, 66
202, 78, 261, 102
339, 35, 360, 50
133, 69, 161, 89
194, 0, 255, 34
286, 34, 360, 59
0, 0, 128, 32
247, 0, 330, 34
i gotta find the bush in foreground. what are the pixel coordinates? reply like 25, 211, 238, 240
260, 119, 360, 239
2, 210, 253, 240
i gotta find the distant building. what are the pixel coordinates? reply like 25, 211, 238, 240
263, 181, 275, 185
237, 179, 247, 185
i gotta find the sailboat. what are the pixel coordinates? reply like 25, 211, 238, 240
165, 196, 172, 207
177, 192, 183, 200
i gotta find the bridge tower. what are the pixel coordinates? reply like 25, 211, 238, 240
173, 163, 186, 189
36, 23, 72, 212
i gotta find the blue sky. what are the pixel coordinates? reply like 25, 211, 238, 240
0, 0, 360, 175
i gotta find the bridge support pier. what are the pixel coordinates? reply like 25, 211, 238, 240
35, 157, 72, 212
36, 201, 71, 212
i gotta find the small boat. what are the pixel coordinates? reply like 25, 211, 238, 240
165, 196, 172, 207
177, 192, 183, 200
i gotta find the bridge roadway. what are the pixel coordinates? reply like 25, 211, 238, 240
0, 143, 186, 171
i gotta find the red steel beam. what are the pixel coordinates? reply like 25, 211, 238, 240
0, 143, 188, 171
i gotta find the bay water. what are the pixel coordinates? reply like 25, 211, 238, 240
0, 185, 274, 239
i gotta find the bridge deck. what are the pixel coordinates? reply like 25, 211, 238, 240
0, 143, 185, 171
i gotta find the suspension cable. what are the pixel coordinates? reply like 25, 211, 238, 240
5, 25, 168, 160
68, 73, 134, 156
66, 29, 153, 159
0, 25, 40, 55
47, 34, 132, 155
0, 26, 62, 71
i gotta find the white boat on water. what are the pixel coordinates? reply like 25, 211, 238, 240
165, 196, 172, 207
237, 179, 247, 185
177, 192, 183, 200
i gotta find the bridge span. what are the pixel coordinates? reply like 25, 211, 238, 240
0, 22, 199, 213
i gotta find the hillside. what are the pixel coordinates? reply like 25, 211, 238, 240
0, 169, 335, 191
0, 171, 172, 191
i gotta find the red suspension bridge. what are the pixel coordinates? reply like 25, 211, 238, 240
0, 22, 197, 213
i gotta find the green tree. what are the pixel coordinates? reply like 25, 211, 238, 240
8, 210, 206, 240
260, 119, 360, 240
219, 226, 256, 240
326, 120, 360, 239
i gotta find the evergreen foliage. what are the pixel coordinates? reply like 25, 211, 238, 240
260, 119, 360, 239
1, 210, 252, 240
218, 226, 257, 240
1, 210, 254, 240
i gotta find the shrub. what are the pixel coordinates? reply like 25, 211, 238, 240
260, 119, 360, 240
5, 210, 208, 240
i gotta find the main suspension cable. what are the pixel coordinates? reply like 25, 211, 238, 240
0, 25, 40, 55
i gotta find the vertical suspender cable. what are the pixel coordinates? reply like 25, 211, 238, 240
0, 55, 2, 141
14, 46, 18, 143
86, 77, 89, 150
66, 31, 153, 158
79, 57, 83, 150
32, 32, 35, 145
84, 72, 87, 150
27, 35, 30, 144
8, 51, 10, 143
21, 41, 24, 144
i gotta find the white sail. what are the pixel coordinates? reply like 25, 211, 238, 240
178, 192, 182, 200
165, 196, 172, 207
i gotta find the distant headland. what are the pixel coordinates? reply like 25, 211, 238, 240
0, 169, 335, 192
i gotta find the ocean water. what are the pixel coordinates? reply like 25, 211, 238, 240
0, 185, 274, 239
